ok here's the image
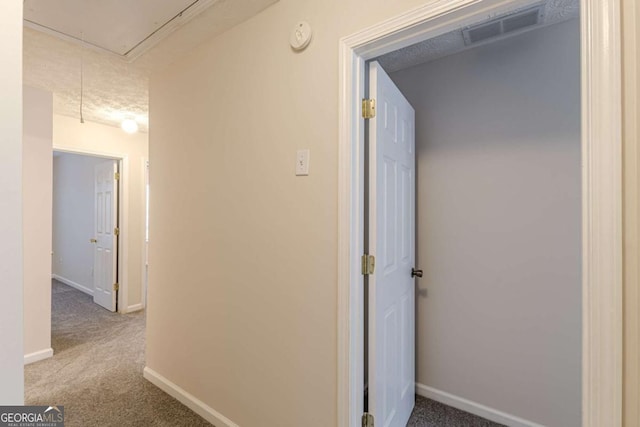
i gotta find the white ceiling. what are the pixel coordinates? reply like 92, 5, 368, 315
24, 0, 204, 58
377, 0, 579, 73
23, 0, 278, 132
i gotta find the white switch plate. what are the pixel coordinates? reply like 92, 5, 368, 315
296, 149, 310, 176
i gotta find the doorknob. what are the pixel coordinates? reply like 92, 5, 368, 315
411, 268, 423, 278
90, 238, 97, 243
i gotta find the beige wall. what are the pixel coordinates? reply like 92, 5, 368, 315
23, 86, 53, 359
147, 1, 638, 426
0, 0, 23, 404
53, 115, 148, 311
146, 0, 429, 425
623, 0, 640, 425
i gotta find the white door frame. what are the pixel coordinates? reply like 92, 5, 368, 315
53, 147, 130, 313
337, 0, 623, 426
142, 159, 149, 310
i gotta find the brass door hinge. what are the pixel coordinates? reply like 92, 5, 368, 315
113, 283, 119, 292
362, 98, 376, 119
361, 254, 375, 276
114, 227, 120, 236
362, 413, 374, 427
114, 172, 121, 180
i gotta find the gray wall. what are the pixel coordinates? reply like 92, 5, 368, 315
53, 152, 106, 293
390, 19, 581, 426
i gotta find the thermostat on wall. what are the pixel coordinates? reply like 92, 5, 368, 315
290, 21, 312, 51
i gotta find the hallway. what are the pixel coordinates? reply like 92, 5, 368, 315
25, 280, 210, 426
25, 281, 501, 426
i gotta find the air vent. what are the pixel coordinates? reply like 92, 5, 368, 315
462, 5, 545, 46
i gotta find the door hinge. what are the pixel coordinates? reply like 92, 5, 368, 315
362, 98, 376, 119
114, 172, 121, 180
114, 227, 120, 236
361, 254, 375, 275
362, 413, 374, 427
113, 283, 119, 292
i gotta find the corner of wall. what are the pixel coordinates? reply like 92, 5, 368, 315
23, 85, 53, 358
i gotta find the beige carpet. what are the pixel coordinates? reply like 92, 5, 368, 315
25, 280, 212, 427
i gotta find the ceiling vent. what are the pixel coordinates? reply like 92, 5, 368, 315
462, 5, 545, 46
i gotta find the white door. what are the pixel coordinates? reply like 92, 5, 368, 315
368, 61, 416, 427
93, 160, 118, 312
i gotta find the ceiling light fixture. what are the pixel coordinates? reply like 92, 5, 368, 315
121, 119, 139, 134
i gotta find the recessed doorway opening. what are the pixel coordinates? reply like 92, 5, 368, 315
337, 0, 622, 426
52, 150, 123, 313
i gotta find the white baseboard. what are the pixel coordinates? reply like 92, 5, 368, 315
143, 367, 239, 427
24, 348, 53, 365
415, 383, 544, 427
52, 274, 93, 296
125, 303, 144, 313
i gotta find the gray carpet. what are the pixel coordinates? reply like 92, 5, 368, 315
27, 281, 502, 426
25, 280, 211, 427
408, 395, 505, 426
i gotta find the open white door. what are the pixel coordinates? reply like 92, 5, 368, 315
93, 160, 118, 312
368, 61, 416, 427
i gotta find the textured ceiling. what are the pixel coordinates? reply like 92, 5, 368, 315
378, 0, 579, 73
23, 0, 278, 133
24, 27, 150, 131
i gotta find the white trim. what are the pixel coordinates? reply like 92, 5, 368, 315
118, 156, 130, 313
337, 0, 623, 426
141, 157, 149, 310
621, 0, 640, 423
580, 0, 623, 425
416, 383, 544, 427
125, 303, 143, 313
52, 274, 93, 296
24, 348, 53, 365
52, 146, 127, 160
337, 34, 366, 427
143, 367, 238, 427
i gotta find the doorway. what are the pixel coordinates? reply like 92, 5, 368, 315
366, 11, 582, 425
52, 150, 122, 312
338, 0, 623, 426
25, 148, 157, 423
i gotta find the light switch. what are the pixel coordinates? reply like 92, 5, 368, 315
296, 149, 310, 176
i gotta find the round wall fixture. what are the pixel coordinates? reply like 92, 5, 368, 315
290, 21, 312, 51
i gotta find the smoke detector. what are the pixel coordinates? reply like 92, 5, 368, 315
462, 5, 545, 46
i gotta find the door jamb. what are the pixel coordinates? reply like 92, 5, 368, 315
53, 147, 130, 313
337, 0, 623, 426
142, 158, 149, 309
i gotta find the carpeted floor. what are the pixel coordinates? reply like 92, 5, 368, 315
408, 396, 505, 426
26, 280, 502, 427
25, 280, 211, 426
